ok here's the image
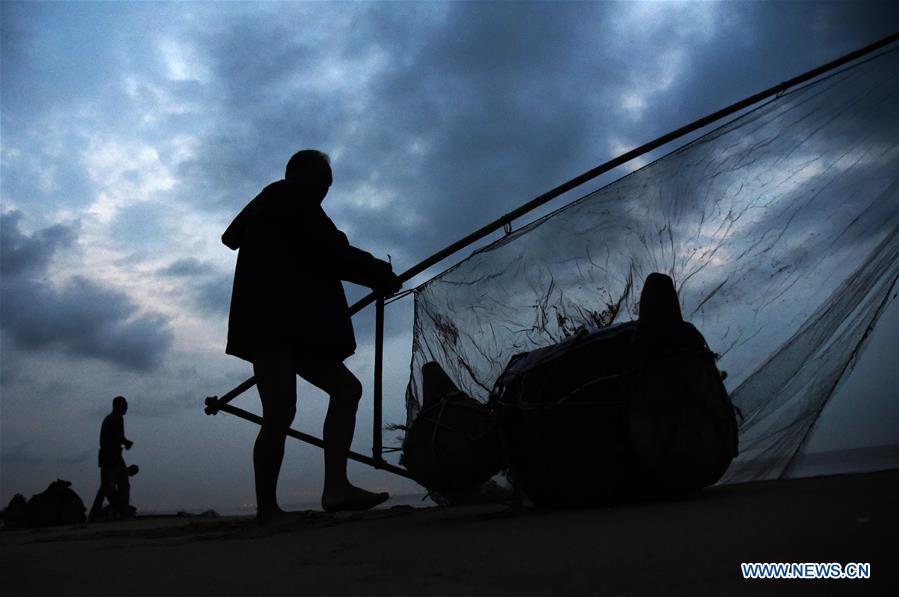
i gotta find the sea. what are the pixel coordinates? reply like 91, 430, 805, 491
144, 444, 897, 517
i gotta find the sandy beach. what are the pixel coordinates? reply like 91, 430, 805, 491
2, 469, 895, 596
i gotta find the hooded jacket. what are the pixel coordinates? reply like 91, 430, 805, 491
223, 179, 393, 362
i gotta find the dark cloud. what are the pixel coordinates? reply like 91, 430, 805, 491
108, 202, 180, 254
0, 442, 41, 466
0, 212, 173, 371
158, 257, 214, 277
632, 1, 899, 134
0, 211, 76, 277
128, 389, 207, 418
173, 2, 614, 269
0, 129, 97, 215
0, 1, 168, 116
58, 450, 93, 466
348, 3, 608, 254
158, 257, 232, 315
195, 274, 232, 315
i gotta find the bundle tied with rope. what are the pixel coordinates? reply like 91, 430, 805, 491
494, 273, 738, 507
400, 362, 504, 499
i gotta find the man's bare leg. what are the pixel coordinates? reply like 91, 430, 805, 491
252, 347, 297, 522
115, 464, 131, 517
297, 360, 389, 511
89, 468, 114, 520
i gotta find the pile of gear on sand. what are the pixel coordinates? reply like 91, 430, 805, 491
2, 480, 89, 529
3, 466, 140, 530
402, 273, 740, 507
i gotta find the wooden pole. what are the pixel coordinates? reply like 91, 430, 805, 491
205, 398, 414, 479
373, 296, 385, 464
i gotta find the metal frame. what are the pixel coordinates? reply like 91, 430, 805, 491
203, 33, 898, 479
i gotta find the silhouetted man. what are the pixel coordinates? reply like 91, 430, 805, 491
89, 395, 133, 520
223, 149, 401, 522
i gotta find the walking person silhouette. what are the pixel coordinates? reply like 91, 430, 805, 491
89, 395, 134, 520
222, 150, 401, 522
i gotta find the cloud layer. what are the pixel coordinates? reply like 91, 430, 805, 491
1, 211, 173, 371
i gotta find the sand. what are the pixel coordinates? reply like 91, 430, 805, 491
1, 469, 896, 596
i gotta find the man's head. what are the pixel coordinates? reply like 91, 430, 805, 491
285, 149, 332, 203
112, 395, 128, 415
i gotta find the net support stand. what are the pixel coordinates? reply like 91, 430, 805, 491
373, 296, 385, 466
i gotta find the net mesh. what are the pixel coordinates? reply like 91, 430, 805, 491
404, 50, 899, 483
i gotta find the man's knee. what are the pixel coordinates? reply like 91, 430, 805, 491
284, 402, 297, 426
263, 401, 296, 432
297, 361, 362, 404
336, 375, 363, 404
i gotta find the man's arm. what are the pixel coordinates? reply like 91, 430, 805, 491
297, 205, 402, 294
332, 231, 401, 294
114, 417, 133, 450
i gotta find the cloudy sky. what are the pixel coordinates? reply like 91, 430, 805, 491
2, 1, 897, 513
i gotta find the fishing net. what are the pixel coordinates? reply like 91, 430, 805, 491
404, 50, 899, 483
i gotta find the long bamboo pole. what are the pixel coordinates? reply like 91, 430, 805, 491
204, 398, 414, 479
